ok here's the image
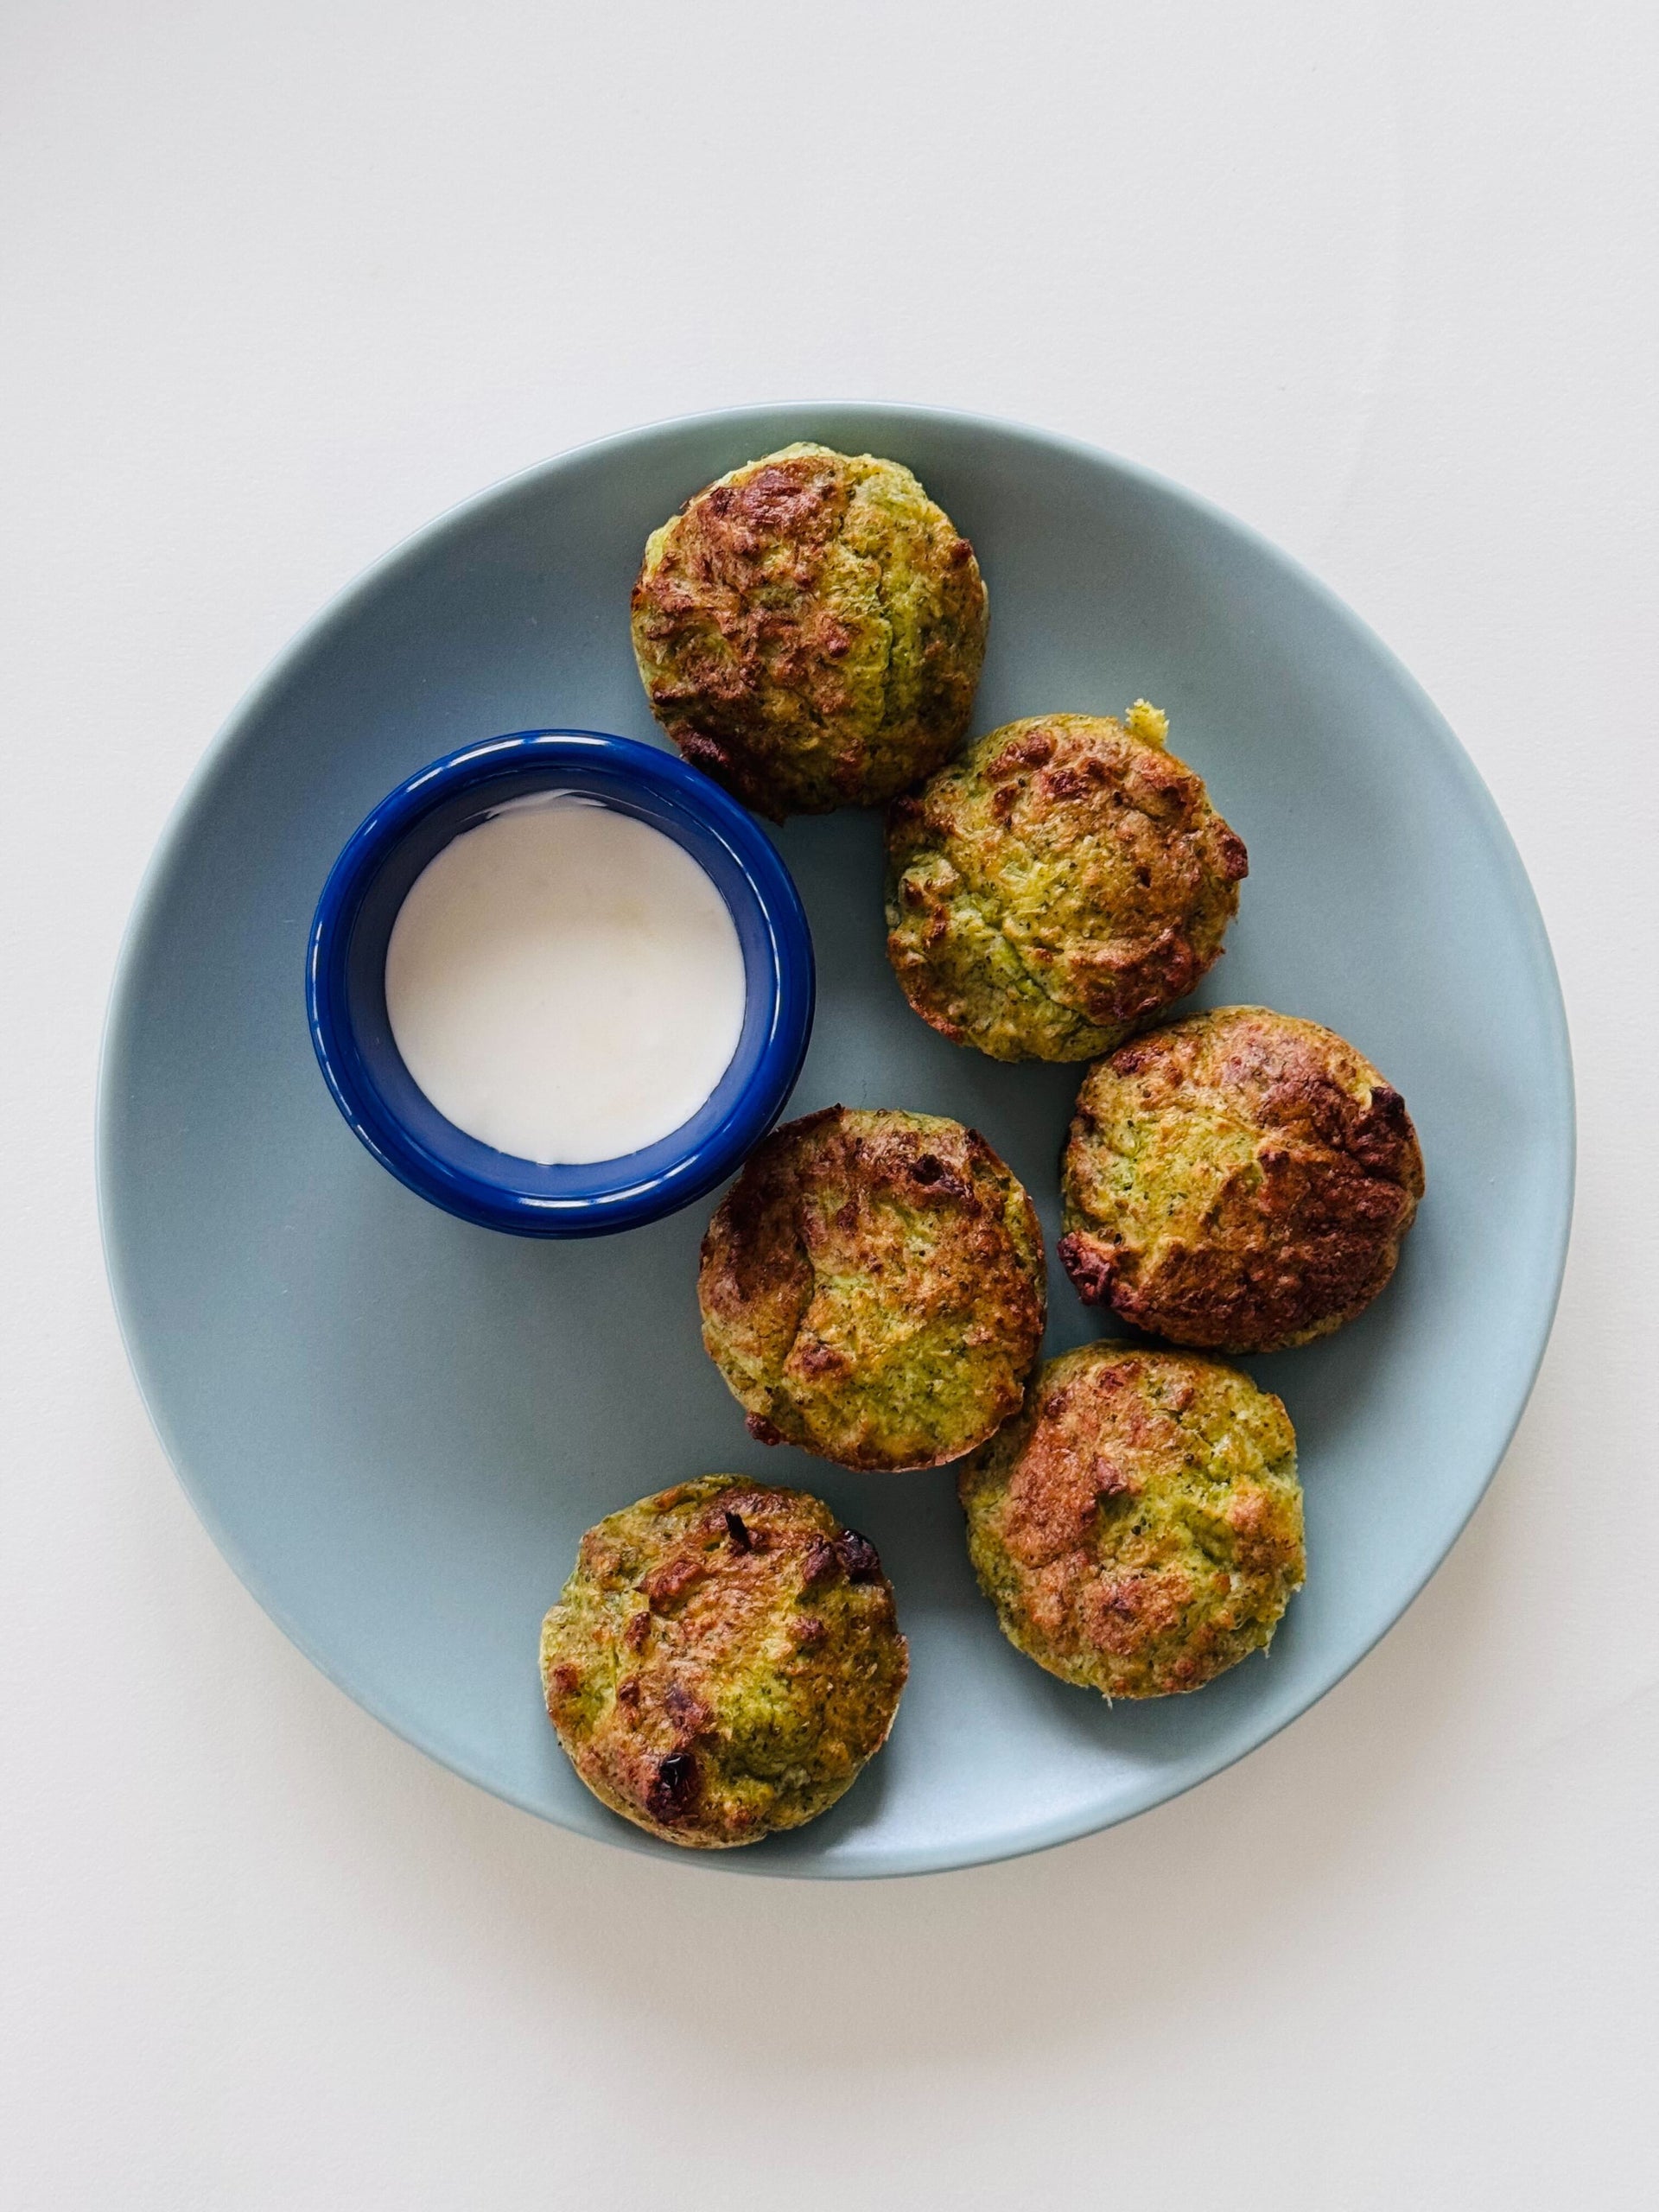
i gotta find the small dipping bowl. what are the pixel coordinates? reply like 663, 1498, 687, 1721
308, 730, 815, 1236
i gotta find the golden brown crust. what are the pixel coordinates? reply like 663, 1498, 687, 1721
541, 1478, 907, 1849
698, 1106, 1046, 1471
1058, 1007, 1425, 1352
630, 444, 988, 818
885, 710, 1247, 1062
958, 1344, 1305, 1698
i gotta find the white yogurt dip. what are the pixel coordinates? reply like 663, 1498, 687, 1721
383, 795, 747, 1165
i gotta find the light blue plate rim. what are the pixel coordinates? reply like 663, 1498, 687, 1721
96, 402, 1576, 1878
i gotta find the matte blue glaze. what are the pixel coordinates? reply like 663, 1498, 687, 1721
97, 404, 1573, 1878
308, 731, 814, 1236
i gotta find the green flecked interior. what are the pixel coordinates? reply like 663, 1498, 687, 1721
960, 1353, 1305, 1699
541, 1478, 907, 1842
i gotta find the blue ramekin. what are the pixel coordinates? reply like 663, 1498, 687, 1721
307, 730, 815, 1236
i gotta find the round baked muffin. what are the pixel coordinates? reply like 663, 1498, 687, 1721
1059, 1006, 1425, 1352
698, 1105, 1046, 1471
630, 443, 988, 818
959, 1343, 1304, 1698
887, 706, 1248, 1062
541, 1477, 907, 1849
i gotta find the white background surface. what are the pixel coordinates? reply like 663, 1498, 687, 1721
3, 2, 1656, 2203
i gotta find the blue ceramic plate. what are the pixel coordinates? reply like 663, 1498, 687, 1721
99, 405, 1573, 1877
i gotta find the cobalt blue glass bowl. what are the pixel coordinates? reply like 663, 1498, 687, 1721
307, 730, 815, 1236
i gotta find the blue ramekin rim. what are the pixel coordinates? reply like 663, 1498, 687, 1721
306, 730, 815, 1236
